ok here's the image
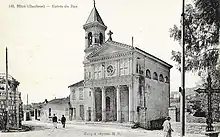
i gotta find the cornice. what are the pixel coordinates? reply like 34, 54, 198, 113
84, 46, 99, 52
89, 51, 132, 62
135, 47, 173, 69
83, 22, 107, 30
108, 40, 133, 49
85, 75, 132, 87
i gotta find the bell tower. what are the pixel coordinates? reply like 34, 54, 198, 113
83, 1, 107, 57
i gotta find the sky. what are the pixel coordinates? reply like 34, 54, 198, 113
0, 0, 201, 104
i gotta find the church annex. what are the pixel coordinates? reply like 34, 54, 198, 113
68, 3, 172, 128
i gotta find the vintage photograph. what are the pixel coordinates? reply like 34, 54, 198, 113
0, 0, 219, 137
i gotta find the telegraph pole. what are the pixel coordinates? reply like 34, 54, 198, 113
27, 94, 28, 106
5, 47, 9, 130
180, 0, 185, 136
27, 93, 28, 120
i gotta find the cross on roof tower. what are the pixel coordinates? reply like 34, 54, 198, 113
93, 0, 96, 7
107, 30, 113, 41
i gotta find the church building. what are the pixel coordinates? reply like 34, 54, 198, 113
69, 3, 172, 128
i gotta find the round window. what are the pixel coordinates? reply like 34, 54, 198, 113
107, 65, 115, 75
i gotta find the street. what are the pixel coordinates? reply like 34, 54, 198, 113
0, 121, 207, 137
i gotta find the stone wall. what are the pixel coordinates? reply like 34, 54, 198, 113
168, 106, 206, 123
186, 114, 206, 123
136, 59, 170, 129
144, 78, 169, 122
172, 122, 220, 134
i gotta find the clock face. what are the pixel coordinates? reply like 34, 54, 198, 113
107, 65, 115, 76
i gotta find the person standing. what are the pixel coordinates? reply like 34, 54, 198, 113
61, 115, 66, 128
162, 116, 173, 137
52, 114, 58, 128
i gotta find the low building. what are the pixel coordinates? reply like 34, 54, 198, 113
23, 102, 44, 121
68, 80, 89, 121
40, 97, 70, 122
0, 73, 23, 130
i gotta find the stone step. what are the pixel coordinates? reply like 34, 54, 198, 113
85, 122, 134, 127
66, 121, 134, 128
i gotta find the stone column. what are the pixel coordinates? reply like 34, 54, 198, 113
24, 111, 27, 121
92, 34, 96, 45
116, 85, 121, 122
92, 33, 99, 44
129, 84, 134, 123
91, 88, 96, 121
85, 31, 88, 48
102, 87, 106, 121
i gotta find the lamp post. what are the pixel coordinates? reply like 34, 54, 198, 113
180, 0, 185, 136
5, 47, 9, 131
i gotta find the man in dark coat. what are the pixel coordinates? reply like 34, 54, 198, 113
52, 114, 58, 128
61, 115, 66, 128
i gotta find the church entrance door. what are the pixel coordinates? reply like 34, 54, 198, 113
88, 107, 91, 121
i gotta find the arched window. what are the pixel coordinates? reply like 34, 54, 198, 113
146, 69, 151, 79
72, 89, 76, 100
159, 74, 164, 82
136, 64, 139, 73
153, 72, 158, 80
165, 76, 169, 83
106, 96, 110, 111
88, 32, 92, 46
99, 33, 103, 44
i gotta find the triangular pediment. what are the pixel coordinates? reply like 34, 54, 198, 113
87, 40, 133, 59
99, 45, 127, 55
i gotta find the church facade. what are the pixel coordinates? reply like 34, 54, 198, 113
69, 4, 172, 128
